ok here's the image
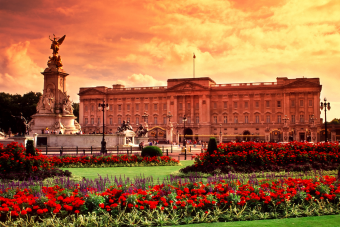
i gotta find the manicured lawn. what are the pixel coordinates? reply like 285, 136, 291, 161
180, 215, 340, 227
61, 160, 194, 181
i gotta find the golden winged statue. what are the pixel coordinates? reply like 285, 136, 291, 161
49, 34, 66, 55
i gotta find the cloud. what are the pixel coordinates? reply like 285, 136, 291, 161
0, 41, 43, 94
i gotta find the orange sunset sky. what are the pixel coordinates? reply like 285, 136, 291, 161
0, 0, 339, 121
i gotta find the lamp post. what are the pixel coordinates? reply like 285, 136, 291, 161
320, 98, 331, 142
310, 114, 316, 125
167, 111, 173, 123
98, 100, 109, 154
142, 112, 149, 123
183, 115, 187, 146
219, 124, 222, 143
283, 115, 289, 125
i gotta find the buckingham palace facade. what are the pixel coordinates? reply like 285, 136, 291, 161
78, 77, 327, 143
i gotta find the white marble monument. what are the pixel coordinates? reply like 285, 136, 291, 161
29, 34, 81, 134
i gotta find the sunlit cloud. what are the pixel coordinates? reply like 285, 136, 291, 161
0, 0, 339, 120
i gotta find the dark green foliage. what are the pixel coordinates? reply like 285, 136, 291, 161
141, 146, 163, 157
207, 137, 218, 155
26, 140, 36, 156
0, 168, 71, 181
72, 103, 79, 121
0, 91, 42, 133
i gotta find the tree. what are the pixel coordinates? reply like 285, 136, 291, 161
330, 118, 340, 124
72, 103, 79, 121
0, 92, 42, 134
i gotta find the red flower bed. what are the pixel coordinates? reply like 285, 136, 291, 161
49, 155, 180, 167
0, 175, 340, 221
182, 142, 340, 174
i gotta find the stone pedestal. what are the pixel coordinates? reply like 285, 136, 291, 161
166, 123, 173, 143
30, 113, 79, 135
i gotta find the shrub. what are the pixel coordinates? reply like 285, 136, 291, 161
141, 146, 163, 157
207, 137, 218, 155
26, 140, 36, 156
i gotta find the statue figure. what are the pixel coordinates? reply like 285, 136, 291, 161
12, 113, 29, 135
135, 124, 148, 137
49, 34, 66, 55
63, 95, 73, 114
116, 120, 134, 133
43, 89, 54, 113
36, 96, 44, 113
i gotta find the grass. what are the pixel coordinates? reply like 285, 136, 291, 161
179, 215, 340, 227
61, 160, 195, 181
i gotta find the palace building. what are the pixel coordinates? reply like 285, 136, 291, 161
78, 77, 326, 143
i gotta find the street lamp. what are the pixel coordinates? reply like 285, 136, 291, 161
320, 98, 331, 142
283, 115, 289, 125
142, 112, 149, 123
219, 124, 222, 143
310, 114, 317, 125
167, 111, 173, 123
98, 100, 109, 154
183, 115, 187, 146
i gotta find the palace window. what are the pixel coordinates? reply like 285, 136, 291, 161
118, 105, 121, 111
244, 115, 248, 123
163, 117, 167, 124
277, 101, 281, 108
85, 118, 88, 124
118, 117, 121, 125
145, 117, 148, 123
187, 103, 191, 109
309, 100, 313, 107
300, 115, 304, 123
163, 103, 166, 110
109, 118, 113, 125
109, 104, 113, 111
127, 104, 130, 111
154, 104, 157, 110
224, 116, 228, 123
224, 102, 227, 109
309, 115, 313, 123
291, 115, 295, 123
277, 115, 281, 123
234, 116, 238, 123
136, 104, 139, 111
127, 117, 130, 122
97, 118, 100, 125
187, 117, 191, 123
196, 116, 199, 124
266, 115, 271, 123
145, 104, 148, 111
91, 118, 94, 124
291, 100, 295, 107
85, 106, 88, 112
234, 102, 237, 109
255, 115, 259, 123
154, 117, 157, 124
245, 102, 248, 109
213, 102, 217, 109
91, 105, 94, 112
266, 101, 270, 108
300, 100, 304, 107
213, 116, 217, 123
255, 101, 259, 108
136, 117, 139, 124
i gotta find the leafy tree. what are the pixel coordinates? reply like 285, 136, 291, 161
72, 103, 79, 121
330, 118, 340, 124
0, 92, 42, 134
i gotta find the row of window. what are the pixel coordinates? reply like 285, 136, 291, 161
85, 103, 167, 112
84, 114, 315, 126
85, 99, 314, 112
210, 114, 315, 124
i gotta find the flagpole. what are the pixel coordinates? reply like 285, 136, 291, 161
193, 53, 195, 78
